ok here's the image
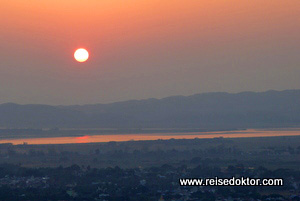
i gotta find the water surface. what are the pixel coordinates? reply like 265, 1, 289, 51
1, 129, 300, 145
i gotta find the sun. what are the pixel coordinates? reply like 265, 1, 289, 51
74, 48, 89, 62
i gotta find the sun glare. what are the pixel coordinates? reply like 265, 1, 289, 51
74, 48, 89, 62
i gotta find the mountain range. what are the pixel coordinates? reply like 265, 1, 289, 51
0, 89, 300, 129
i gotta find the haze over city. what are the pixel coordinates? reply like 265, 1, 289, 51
1, 1, 300, 201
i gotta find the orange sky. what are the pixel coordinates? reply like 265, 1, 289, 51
0, 0, 300, 104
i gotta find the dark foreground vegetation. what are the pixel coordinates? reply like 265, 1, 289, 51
0, 136, 300, 200
0, 163, 299, 201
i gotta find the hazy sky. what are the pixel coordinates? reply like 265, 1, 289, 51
1, 0, 300, 105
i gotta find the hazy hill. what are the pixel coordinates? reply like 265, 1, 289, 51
0, 90, 300, 129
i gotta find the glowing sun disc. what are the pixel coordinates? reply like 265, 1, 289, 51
74, 48, 89, 62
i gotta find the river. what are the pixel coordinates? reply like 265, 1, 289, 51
0, 128, 300, 145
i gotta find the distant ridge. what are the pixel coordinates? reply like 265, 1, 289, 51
1, 89, 300, 129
